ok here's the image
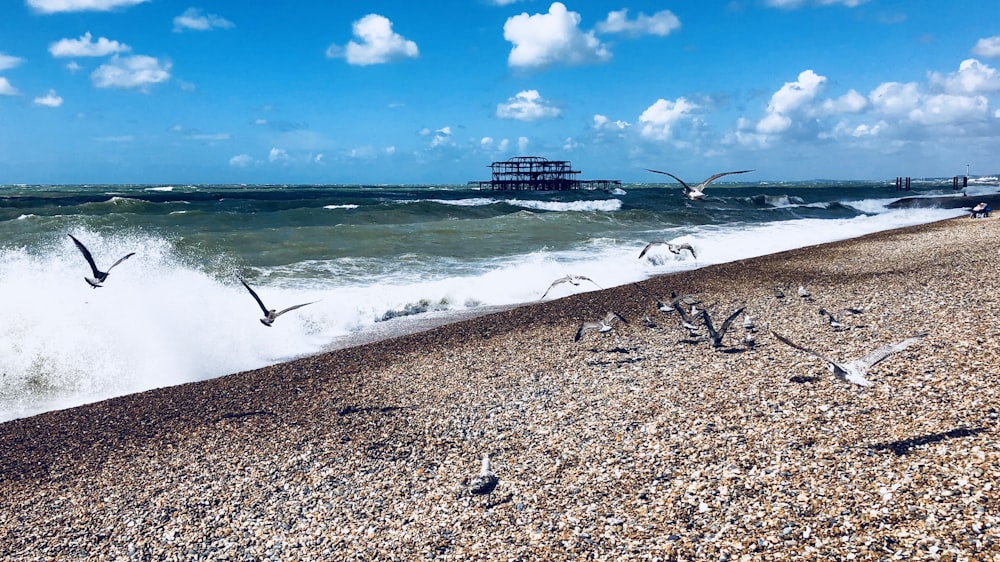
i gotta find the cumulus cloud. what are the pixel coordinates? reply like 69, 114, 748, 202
430, 126, 452, 148
49, 32, 130, 58
173, 7, 234, 32
755, 69, 826, 133
33, 89, 63, 107
91, 55, 171, 91
0, 53, 24, 71
908, 93, 990, 126
820, 89, 868, 114
638, 97, 699, 140
765, 0, 869, 8
504, 2, 610, 69
229, 154, 253, 168
593, 114, 630, 133
972, 36, 1000, 58
496, 90, 561, 121
517, 136, 530, 153
269, 147, 289, 162
326, 14, 418, 66
0, 77, 17, 96
27, 0, 148, 13
928, 58, 1000, 95
596, 9, 680, 37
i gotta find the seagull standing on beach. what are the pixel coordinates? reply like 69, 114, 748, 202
574, 311, 628, 341
638, 241, 697, 260
797, 285, 812, 301
644, 169, 754, 200
540, 274, 602, 300
771, 331, 927, 387
68, 234, 135, 288
238, 276, 316, 327
632, 282, 700, 314
469, 454, 499, 504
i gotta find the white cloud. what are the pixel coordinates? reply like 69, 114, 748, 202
496, 90, 561, 121
430, 126, 452, 147
91, 55, 170, 91
973, 36, 1000, 58
821, 89, 868, 114
753, 69, 826, 134
928, 58, 1000, 95
229, 154, 253, 167
517, 136, 530, 153
593, 114, 630, 131
909, 94, 989, 126
27, 0, 148, 13
66, 61, 82, 73
0, 77, 17, 96
596, 9, 680, 37
0, 53, 24, 71
268, 147, 289, 162
49, 32, 130, 58
869, 81, 921, 117
173, 8, 234, 32
33, 89, 63, 107
326, 14, 418, 66
504, 2, 611, 69
638, 97, 699, 140
765, 0, 869, 8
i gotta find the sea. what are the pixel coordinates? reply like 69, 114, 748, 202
1, 179, 992, 422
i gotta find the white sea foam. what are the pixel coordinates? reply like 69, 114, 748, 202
508, 199, 622, 212
323, 204, 360, 210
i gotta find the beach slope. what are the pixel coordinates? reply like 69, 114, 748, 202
2, 216, 999, 560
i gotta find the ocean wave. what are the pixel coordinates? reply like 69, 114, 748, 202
324, 204, 360, 210
509, 199, 623, 212
145, 186, 174, 192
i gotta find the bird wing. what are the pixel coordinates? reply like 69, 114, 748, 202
771, 331, 845, 370
238, 276, 271, 315
605, 311, 628, 325
670, 243, 697, 259
638, 240, 667, 259
644, 168, 692, 191
717, 307, 746, 340
574, 322, 600, 341
273, 301, 317, 319
106, 252, 136, 271
578, 276, 602, 290
855, 333, 926, 370
699, 170, 754, 189
540, 277, 569, 300
68, 234, 102, 277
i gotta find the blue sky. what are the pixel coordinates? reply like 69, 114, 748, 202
1, 0, 999, 184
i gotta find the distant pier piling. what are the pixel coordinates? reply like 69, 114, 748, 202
895, 176, 911, 191
952, 176, 968, 190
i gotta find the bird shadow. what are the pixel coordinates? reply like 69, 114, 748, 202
870, 427, 985, 456
788, 375, 821, 384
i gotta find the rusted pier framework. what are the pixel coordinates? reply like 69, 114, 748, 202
469, 156, 621, 191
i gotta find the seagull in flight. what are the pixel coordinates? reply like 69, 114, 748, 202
702, 306, 746, 348
771, 331, 927, 387
574, 311, 628, 341
469, 454, 500, 504
645, 169, 754, 200
540, 274, 601, 300
68, 234, 135, 289
638, 240, 697, 260
238, 276, 316, 327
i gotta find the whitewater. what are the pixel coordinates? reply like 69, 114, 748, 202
0, 180, 988, 422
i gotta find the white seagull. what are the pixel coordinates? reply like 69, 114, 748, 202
574, 311, 628, 341
797, 285, 812, 301
771, 331, 927, 387
638, 240, 697, 260
540, 274, 602, 300
68, 234, 135, 289
469, 454, 499, 503
645, 168, 754, 200
238, 276, 316, 327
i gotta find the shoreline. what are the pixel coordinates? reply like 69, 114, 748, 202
2, 215, 999, 559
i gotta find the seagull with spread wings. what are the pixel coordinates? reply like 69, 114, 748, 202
238, 275, 316, 327
68, 234, 135, 289
645, 169, 754, 200
772, 331, 927, 387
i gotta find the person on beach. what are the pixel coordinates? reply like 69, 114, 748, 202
971, 202, 989, 218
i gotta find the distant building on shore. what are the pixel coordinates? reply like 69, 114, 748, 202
468, 156, 621, 191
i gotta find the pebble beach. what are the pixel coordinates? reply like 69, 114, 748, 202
2, 214, 999, 561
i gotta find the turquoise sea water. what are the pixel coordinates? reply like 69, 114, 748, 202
0, 179, 988, 421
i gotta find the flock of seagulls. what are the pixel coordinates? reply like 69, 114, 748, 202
68, 234, 315, 327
